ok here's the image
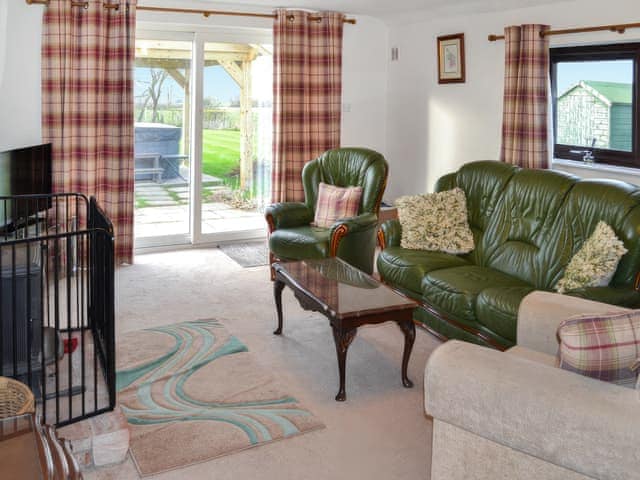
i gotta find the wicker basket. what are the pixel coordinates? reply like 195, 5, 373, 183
0, 377, 35, 418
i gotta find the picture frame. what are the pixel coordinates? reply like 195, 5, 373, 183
437, 33, 465, 84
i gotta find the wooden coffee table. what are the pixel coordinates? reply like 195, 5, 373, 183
272, 258, 417, 401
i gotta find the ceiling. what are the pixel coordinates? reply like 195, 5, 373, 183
200, 0, 562, 20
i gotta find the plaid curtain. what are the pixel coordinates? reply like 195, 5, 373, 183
42, 0, 136, 264
500, 24, 550, 169
271, 9, 344, 203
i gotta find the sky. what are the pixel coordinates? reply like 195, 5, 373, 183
556, 60, 633, 94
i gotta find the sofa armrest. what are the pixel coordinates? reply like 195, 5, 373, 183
329, 213, 377, 255
377, 219, 402, 249
264, 202, 313, 232
517, 291, 630, 356
425, 340, 640, 480
567, 286, 640, 308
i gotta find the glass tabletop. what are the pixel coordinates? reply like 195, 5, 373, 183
274, 258, 417, 319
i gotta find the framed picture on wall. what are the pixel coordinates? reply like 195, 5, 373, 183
437, 33, 465, 84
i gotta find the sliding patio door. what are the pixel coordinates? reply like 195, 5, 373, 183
197, 41, 272, 240
134, 30, 272, 249
134, 35, 193, 247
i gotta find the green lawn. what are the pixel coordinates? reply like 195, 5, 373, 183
202, 129, 241, 180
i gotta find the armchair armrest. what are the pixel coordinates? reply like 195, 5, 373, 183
377, 219, 402, 249
425, 340, 640, 480
517, 291, 630, 356
264, 202, 313, 232
329, 213, 378, 256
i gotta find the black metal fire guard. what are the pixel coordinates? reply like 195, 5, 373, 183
0, 193, 115, 426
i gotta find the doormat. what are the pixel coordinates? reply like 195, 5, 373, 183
116, 319, 323, 477
219, 241, 269, 268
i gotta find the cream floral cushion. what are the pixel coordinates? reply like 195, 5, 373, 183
555, 221, 627, 293
396, 188, 474, 254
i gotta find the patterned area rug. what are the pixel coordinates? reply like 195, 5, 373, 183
116, 320, 324, 477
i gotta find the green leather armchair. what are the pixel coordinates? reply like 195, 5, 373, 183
265, 147, 388, 275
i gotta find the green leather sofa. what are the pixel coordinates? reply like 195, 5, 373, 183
377, 160, 640, 350
266, 148, 388, 275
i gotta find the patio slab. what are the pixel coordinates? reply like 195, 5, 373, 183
168, 186, 190, 194
135, 201, 265, 239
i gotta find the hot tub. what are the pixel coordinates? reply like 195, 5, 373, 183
134, 123, 183, 180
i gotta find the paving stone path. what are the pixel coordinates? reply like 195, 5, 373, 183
135, 174, 224, 207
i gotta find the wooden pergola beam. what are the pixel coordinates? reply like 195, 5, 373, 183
218, 60, 244, 87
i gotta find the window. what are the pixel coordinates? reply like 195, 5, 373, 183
551, 43, 640, 167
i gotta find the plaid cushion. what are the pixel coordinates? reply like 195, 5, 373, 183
557, 311, 640, 388
313, 182, 362, 228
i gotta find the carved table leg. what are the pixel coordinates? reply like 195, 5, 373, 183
273, 279, 285, 335
397, 319, 416, 388
332, 325, 357, 401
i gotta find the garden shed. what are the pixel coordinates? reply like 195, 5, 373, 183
557, 80, 632, 151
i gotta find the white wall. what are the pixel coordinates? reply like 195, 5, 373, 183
385, 0, 640, 200
340, 16, 388, 154
0, 1, 44, 150
0, 0, 388, 158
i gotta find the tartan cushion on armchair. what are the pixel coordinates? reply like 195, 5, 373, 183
557, 310, 640, 387
313, 182, 363, 228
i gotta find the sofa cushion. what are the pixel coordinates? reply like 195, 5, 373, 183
555, 221, 627, 293
557, 310, 640, 388
396, 188, 474, 254
422, 265, 529, 324
453, 161, 519, 234
476, 286, 535, 342
481, 168, 577, 289
269, 226, 330, 260
439, 161, 518, 265
377, 247, 469, 295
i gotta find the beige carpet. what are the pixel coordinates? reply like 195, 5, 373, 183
88, 248, 440, 480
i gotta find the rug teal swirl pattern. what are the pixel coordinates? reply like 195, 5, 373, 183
116, 319, 324, 476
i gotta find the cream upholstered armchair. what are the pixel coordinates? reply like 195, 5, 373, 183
424, 291, 640, 480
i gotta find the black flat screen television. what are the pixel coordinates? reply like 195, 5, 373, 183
0, 143, 53, 231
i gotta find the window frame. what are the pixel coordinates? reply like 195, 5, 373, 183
550, 43, 640, 168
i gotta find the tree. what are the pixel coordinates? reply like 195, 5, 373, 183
136, 68, 169, 123
203, 96, 222, 109
165, 85, 174, 108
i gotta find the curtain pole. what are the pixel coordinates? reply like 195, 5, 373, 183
25, 1, 357, 24
489, 21, 640, 41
